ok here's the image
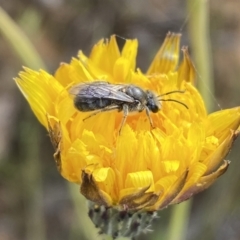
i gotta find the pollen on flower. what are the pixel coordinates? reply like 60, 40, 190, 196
15, 32, 240, 239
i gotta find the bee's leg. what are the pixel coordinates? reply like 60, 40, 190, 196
83, 105, 119, 121
119, 104, 129, 135
145, 107, 154, 128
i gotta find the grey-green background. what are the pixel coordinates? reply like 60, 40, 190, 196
0, 1, 240, 240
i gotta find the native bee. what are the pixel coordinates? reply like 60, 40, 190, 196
70, 81, 188, 134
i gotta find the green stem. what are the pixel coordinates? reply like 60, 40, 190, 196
68, 184, 100, 240
0, 6, 45, 69
167, 201, 192, 240
20, 119, 46, 240
187, 0, 214, 112
167, 0, 214, 239
0, 6, 102, 240
0, 6, 47, 240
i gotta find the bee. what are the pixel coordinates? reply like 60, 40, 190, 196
70, 81, 188, 134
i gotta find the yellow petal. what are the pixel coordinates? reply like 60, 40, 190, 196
113, 57, 131, 83
206, 107, 240, 142
155, 170, 188, 210
203, 131, 235, 175
15, 68, 63, 127
147, 32, 181, 74
177, 46, 196, 86
81, 169, 113, 206
121, 38, 138, 71
172, 160, 229, 204
90, 35, 120, 75
125, 171, 154, 191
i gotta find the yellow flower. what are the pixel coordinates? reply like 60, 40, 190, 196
15, 33, 240, 238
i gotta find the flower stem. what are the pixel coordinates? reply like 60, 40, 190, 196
167, 201, 192, 240
167, 0, 214, 239
20, 118, 46, 240
0, 6, 45, 69
68, 184, 100, 240
0, 6, 47, 240
187, 0, 214, 112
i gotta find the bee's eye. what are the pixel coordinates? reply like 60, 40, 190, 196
149, 105, 159, 113
146, 91, 160, 113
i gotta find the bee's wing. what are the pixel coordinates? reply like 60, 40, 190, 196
70, 82, 134, 103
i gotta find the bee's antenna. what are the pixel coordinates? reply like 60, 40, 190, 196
160, 99, 188, 109
158, 90, 185, 97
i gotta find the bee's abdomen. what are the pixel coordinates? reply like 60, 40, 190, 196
74, 98, 113, 111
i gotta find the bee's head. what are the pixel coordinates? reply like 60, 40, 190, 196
146, 90, 161, 113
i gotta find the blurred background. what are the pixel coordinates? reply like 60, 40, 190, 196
0, 0, 240, 240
